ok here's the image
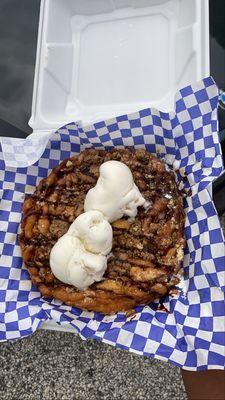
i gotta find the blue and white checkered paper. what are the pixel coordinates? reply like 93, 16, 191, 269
0, 77, 225, 370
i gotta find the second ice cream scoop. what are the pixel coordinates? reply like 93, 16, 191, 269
68, 210, 113, 255
84, 160, 148, 222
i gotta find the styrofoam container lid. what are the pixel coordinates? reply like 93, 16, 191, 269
29, 0, 209, 134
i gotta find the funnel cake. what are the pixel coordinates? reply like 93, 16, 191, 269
20, 148, 185, 314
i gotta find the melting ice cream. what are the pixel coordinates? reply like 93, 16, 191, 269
84, 160, 149, 222
50, 233, 108, 291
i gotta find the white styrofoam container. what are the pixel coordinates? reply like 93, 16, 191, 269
30, 0, 209, 136
31, 0, 209, 331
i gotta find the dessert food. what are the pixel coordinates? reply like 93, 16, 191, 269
20, 148, 185, 314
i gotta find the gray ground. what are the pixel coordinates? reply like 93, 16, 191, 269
0, 330, 187, 400
0, 214, 224, 400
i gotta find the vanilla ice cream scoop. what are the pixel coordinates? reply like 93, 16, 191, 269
84, 160, 148, 222
50, 234, 77, 284
68, 210, 112, 255
50, 234, 107, 291
67, 248, 107, 290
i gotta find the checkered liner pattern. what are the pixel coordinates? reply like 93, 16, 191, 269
0, 77, 225, 370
